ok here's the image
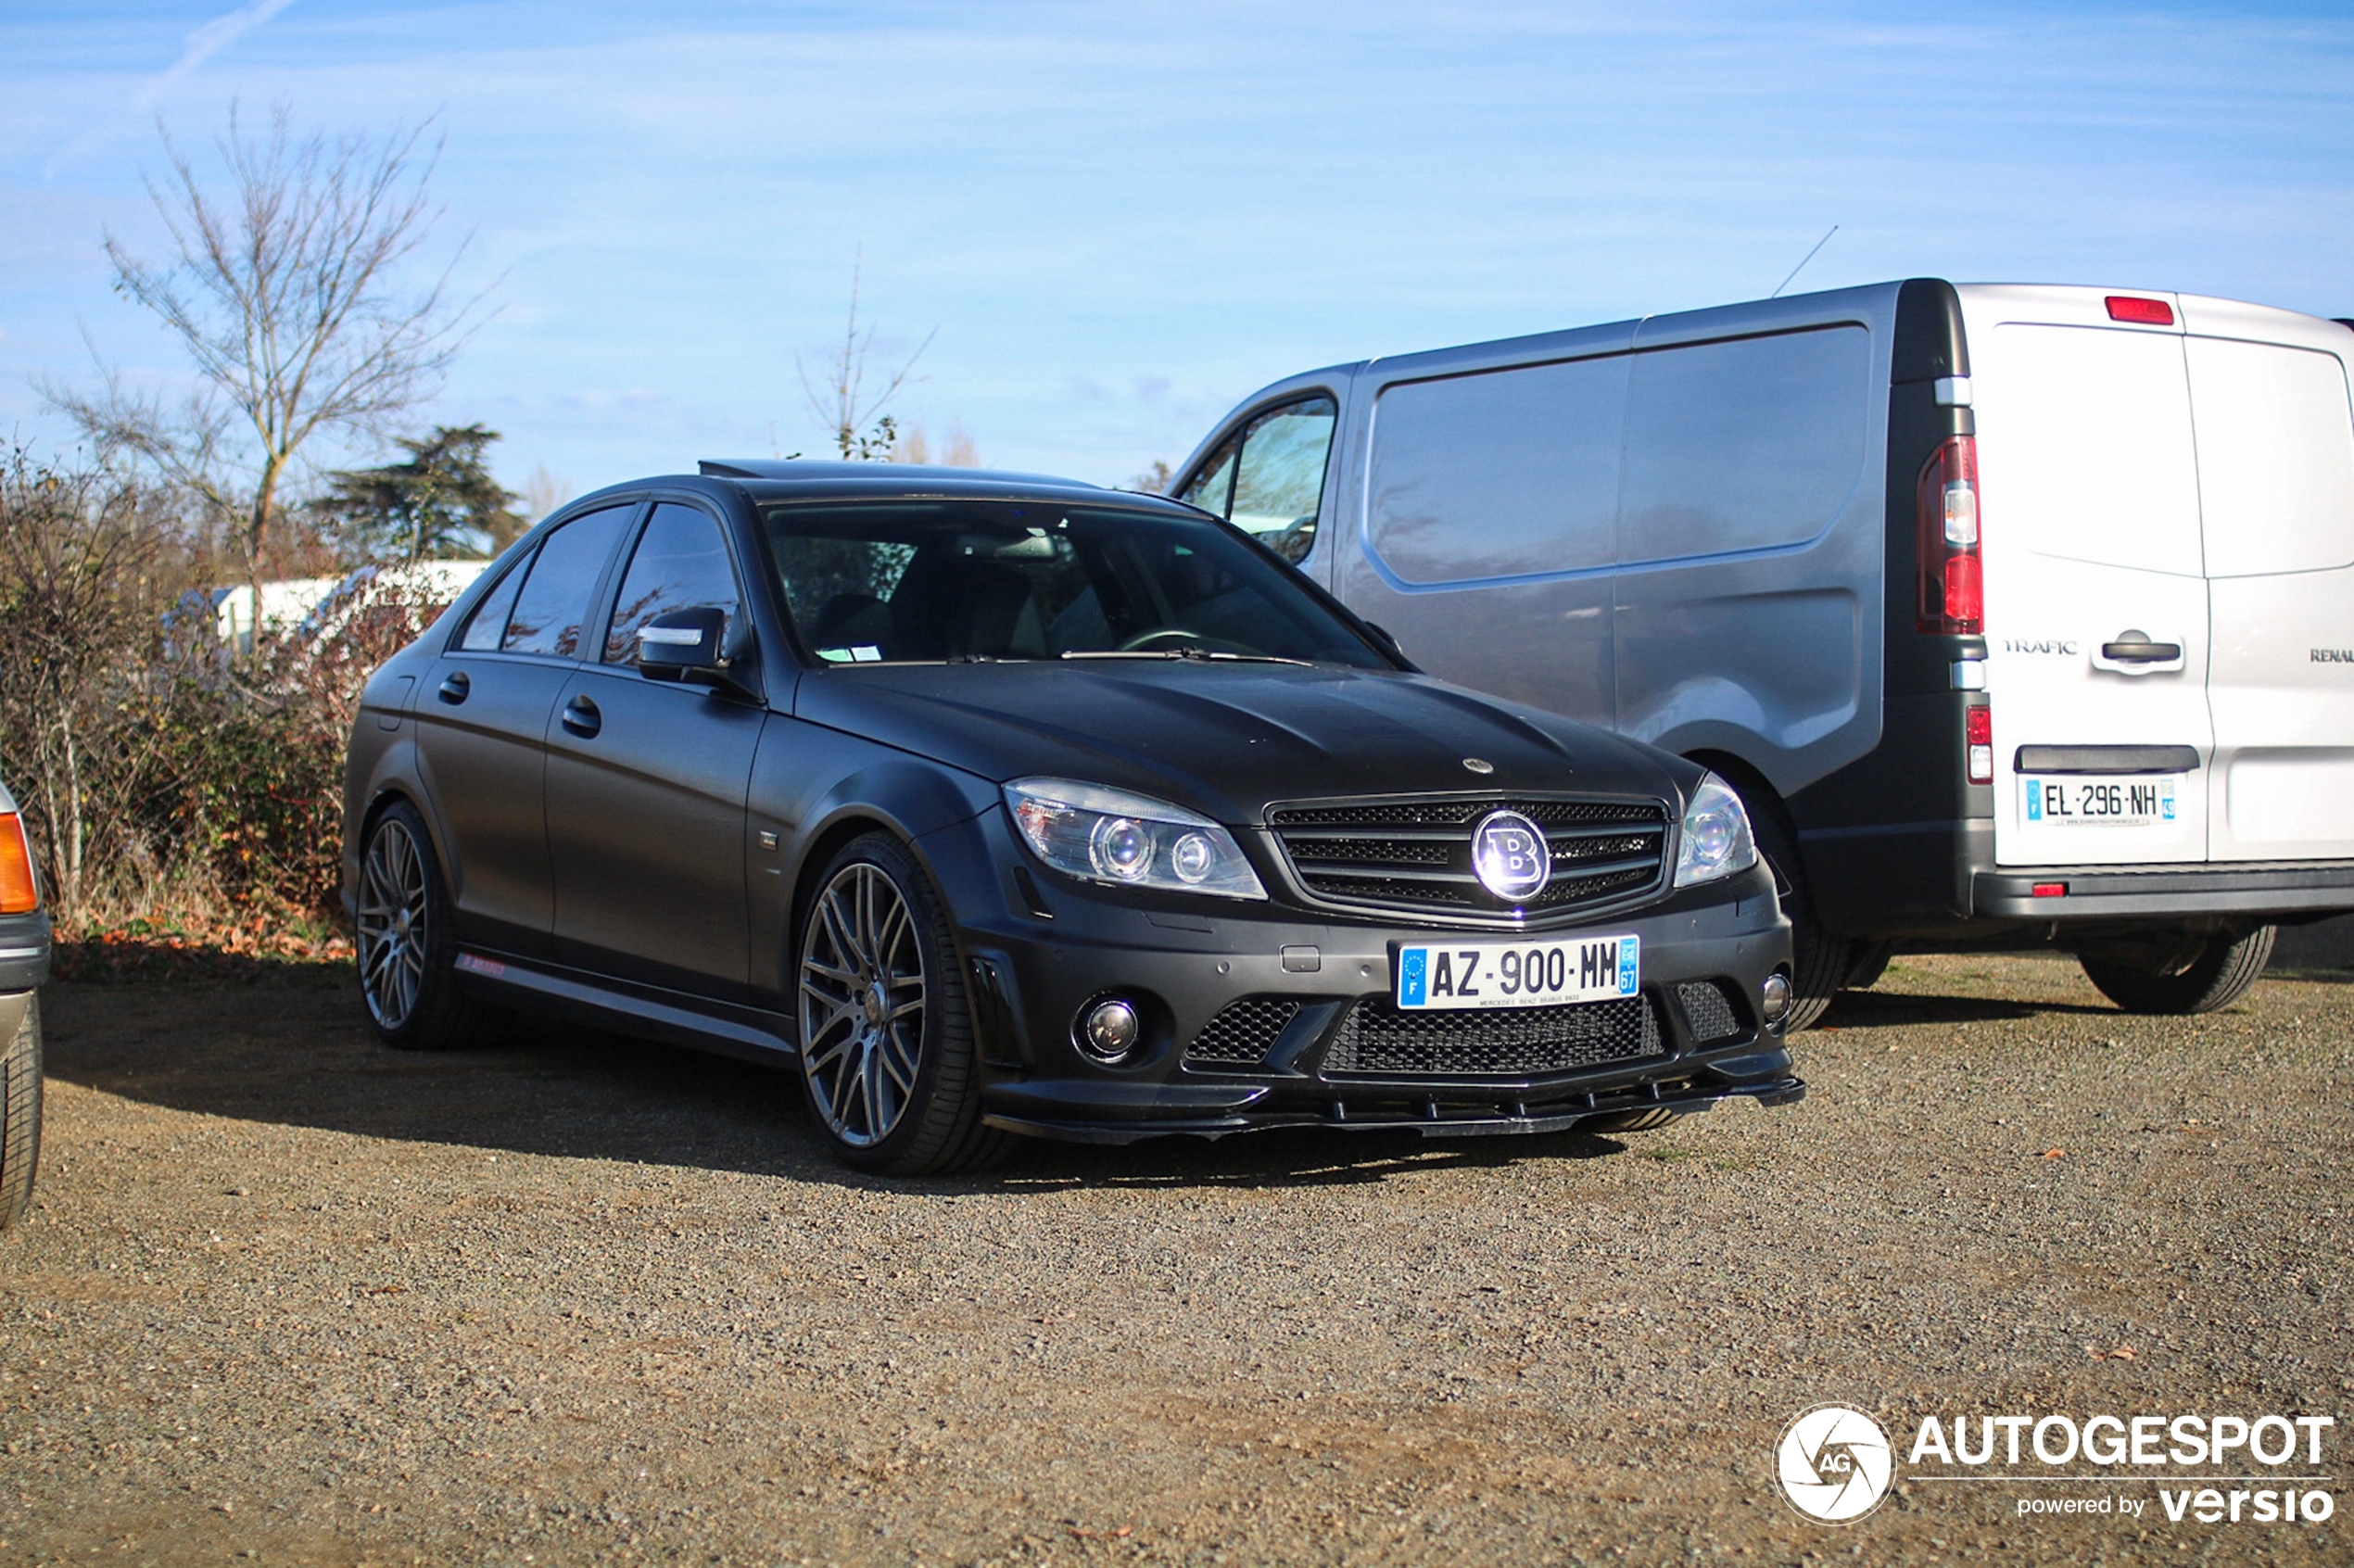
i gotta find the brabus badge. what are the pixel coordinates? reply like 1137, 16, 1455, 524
1472, 811, 1550, 901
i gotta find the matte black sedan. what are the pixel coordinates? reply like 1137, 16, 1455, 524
343, 463, 1802, 1173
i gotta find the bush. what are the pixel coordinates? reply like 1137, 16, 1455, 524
0, 449, 450, 942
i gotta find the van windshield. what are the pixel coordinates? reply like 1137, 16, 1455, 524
762, 501, 1392, 668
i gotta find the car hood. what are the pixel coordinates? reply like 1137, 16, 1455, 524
791, 660, 1692, 823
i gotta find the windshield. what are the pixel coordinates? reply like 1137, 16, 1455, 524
762, 501, 1392, 668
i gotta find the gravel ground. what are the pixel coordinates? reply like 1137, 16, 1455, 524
2, 950, 2348, 1567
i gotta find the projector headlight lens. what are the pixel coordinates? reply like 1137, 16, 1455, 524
1673, 772, 1760, 889
1006, 778, 1266, 900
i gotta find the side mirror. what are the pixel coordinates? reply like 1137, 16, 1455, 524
637, 606, 729, 683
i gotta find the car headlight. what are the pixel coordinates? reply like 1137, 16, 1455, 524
1004, 778, 1267, 900
1673, 772, 1759, 889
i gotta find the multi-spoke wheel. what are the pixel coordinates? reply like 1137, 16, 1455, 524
355, 802, 489, 1051
795, 834, 1007, 1175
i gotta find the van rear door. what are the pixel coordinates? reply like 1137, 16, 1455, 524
1964, 286, 2214, 868
2183, 297, 2354, 863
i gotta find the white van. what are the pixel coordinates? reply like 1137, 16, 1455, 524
1169, 280, 2354, 1026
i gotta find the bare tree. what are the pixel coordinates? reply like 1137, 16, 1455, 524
798, 255, 936, 460
44, 102, 486, 607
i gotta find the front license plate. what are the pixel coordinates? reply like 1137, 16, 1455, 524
2020, 775, 2182, 828
1395, 934, 1639, 1012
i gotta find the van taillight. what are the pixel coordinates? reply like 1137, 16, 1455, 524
1917, 436, 1981, 634
1965, 704, 1993, 786
0, 813, 36, 915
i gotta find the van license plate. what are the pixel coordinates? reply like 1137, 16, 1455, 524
1395, 935, 1639, 1011
2020, 775, 2182, 828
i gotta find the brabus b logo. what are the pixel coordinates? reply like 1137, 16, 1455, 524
1472, 811, 1550, 901
1777, 1405, 1894, 1524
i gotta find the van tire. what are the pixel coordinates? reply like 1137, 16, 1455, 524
1582, 1107, 1679, 1135
1729, 779, 1848, 1031
2080, 926, 2276, 1016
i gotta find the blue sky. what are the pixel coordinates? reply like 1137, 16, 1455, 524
4, 1, 2350, 501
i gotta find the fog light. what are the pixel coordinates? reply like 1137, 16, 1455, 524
1760, 973, 1792, 1025
1080, 998, 1139, 1061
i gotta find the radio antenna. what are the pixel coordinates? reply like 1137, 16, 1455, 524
1771, 224, 1840, 298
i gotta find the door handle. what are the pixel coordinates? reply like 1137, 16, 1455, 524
561, 693, 601, 738
2101, 638, 2182, 663
437, 670, 471, 703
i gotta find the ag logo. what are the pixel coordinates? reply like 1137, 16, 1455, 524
1471, 811, 1550, 901
1776, 1404, 1893, 1524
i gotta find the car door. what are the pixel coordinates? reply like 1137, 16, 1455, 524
542, 500, 765, 994
411, 503, 637, 953
2181, 296, 2354, 863
1964, 288, 2215, 868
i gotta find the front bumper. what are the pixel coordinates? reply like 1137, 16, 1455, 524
918, 813, 1801, 1144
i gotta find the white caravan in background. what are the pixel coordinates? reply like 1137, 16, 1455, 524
1169, 280, 2354, 1026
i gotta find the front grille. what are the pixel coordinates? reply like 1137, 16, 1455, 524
1269, 796, 1668, 921
1321, 994, 1664, 1077
1184, 997, 1300, 1067
1675, 980, 1743, 1044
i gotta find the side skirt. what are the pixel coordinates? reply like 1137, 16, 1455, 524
453, 951, 796, 1065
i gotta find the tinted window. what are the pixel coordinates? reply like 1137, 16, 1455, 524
1228, 398, 1336, 563
1368, 358, 1627, 584
456, 552, 532, 651
765, 502, 1387, 668
502, 505, 633, 657
603, 503, 743, 664
1618, 326, 1871, 563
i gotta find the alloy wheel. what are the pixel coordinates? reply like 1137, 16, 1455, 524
799, 861, 928, 1148
357, 816, 429, 1031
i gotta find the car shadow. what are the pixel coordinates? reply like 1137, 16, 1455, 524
39, 973, 1642, 1192
1814, 987, 2119, 1030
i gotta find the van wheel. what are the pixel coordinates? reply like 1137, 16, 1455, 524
2080, 926, 2275, 1015
0, 995, 41, 1231
1842, 942, 1893, 993
1583, 1107, 1678, 1134
1734, 783, 1848, 1031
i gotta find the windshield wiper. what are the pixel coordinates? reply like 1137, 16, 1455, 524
1057, 649, 1314, 667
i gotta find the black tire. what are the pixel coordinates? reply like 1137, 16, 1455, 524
1732, 778, 1848, 1031
0, 994, 41, 1232
2081, 926, 2276, 1016
1583, 1106, 1678, 1135
355, 801, 494, 1051
794, 833, 1009, 1176
1842, 941, 1894, 993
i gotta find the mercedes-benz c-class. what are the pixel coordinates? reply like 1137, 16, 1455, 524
343, 462, 1802, 1173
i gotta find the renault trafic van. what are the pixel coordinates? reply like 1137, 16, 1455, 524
1169, 281, 2354, 1027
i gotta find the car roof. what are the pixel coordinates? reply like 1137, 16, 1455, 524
695, 459, 1173, 509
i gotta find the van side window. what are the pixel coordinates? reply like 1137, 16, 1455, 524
1178, 437, 1237, 519
1368, 358, 1627, 583
500, 505, 634, 657
1618, 325, 1871, 563
1227, 397, 1337, 563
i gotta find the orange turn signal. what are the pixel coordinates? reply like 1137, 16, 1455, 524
0, 813, 38, 914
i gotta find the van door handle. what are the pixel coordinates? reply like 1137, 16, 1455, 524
2101, 638, 2182, 663
437, 671, 471, 703
560, 693, 601, 739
